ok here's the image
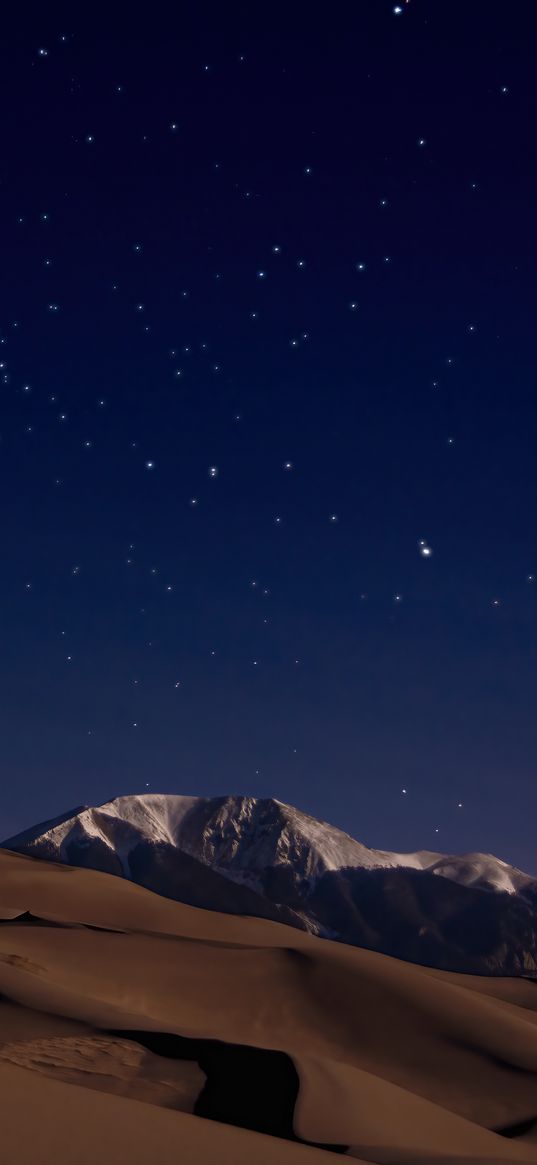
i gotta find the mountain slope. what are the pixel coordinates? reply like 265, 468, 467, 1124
3, 793, 537, 974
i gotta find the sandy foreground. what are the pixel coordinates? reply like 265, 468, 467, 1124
1, 850, 537, 1162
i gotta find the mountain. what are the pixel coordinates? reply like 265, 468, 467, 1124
4, 793, 537, 974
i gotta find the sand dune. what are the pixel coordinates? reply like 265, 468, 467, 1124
1, 848, 537, 1162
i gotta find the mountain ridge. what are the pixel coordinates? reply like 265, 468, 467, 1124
3, 792, 537, 975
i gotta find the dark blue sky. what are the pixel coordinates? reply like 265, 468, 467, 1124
1, 2, 536, 871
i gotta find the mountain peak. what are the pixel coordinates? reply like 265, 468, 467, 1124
3, 793, 536, 975
3, 791, 532, 894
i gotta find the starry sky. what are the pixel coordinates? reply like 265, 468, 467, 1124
1, 3, 536, 870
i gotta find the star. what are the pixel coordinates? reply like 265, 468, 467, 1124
208, 466, 218, 478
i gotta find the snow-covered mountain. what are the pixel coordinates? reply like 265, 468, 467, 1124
4, 794, 537, 974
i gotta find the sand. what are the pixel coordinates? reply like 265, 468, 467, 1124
1, 847, 537, 1163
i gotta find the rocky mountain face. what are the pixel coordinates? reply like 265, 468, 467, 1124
4, 793, 537, 974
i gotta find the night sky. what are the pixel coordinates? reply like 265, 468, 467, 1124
1, 3, 536, 871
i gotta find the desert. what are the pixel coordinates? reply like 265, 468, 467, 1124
2, 838, 537, 1163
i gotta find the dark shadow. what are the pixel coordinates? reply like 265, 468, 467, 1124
495, 1115, 537, 1138
0, 911, 70, 928
109, 1028, 347, 1153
